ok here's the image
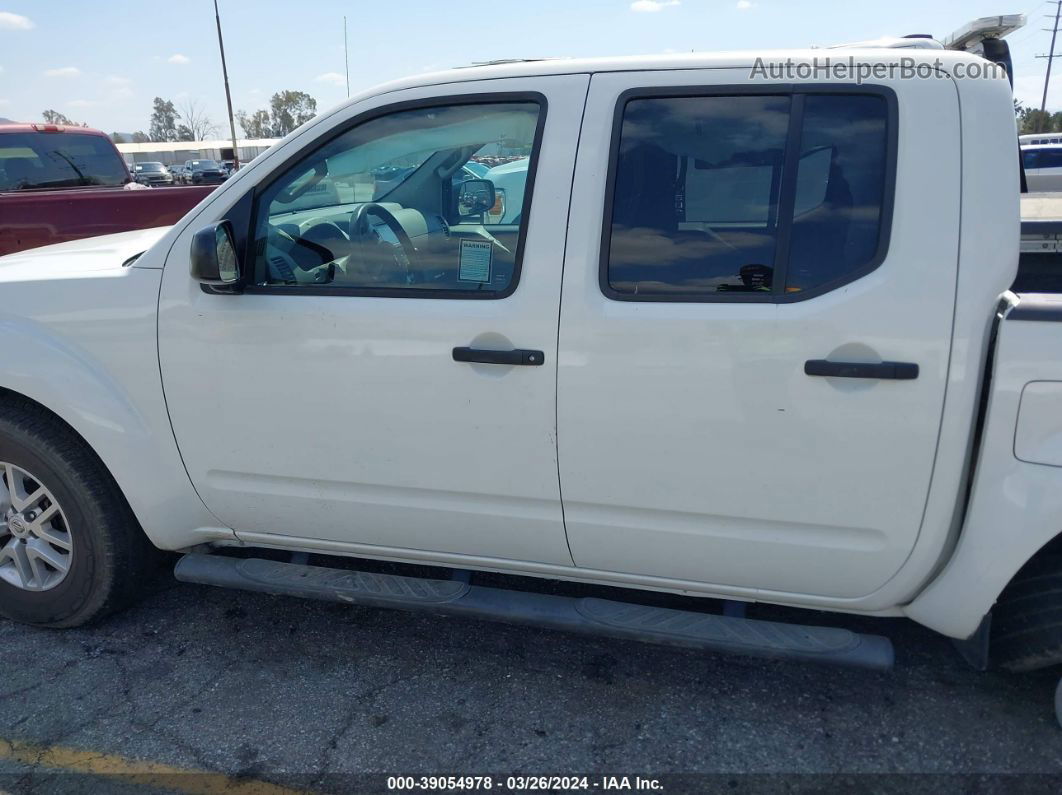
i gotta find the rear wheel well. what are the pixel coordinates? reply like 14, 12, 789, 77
991, 532, 1062, 672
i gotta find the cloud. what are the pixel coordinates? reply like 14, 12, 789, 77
68, 99, 96, 108
630, 0, 679, 11
0, 11, 33, 30
43, 66, 80, 78
167, 53, 190, 65
314, 71, 346, 86
736, 0, 755, 8
103, 75, 133, 99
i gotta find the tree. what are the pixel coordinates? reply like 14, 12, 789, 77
42, 109, 86, 127
177, 98, 220, 141
1020, 107, 1055, 134
110, 132, 127, 143
236, 108, 271, 139
1014, 100, 1062, 134
131, 131, 150, 143
148, 97, 180, 142
267, 90, 317, 137
234, 90, 317, 139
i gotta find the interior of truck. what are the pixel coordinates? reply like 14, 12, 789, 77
252, 102, 539, 294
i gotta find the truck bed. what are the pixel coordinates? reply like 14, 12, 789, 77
0, 184, 215, 257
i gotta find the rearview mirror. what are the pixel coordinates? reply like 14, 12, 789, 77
190, 221, 240, 285
456, 178, 496, 219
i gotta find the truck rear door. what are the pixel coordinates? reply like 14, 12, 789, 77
556, 69, 961, 599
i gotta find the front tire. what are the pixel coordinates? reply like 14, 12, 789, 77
0, 400, 157, 627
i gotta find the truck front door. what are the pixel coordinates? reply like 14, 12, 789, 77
159, 75, 588, 566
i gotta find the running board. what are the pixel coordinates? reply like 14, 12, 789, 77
174, 554, 894, 671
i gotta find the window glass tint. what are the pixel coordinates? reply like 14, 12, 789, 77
1036, 149, 1062, 169
606, 95, 790, 296
252, 101, 540, 295
786, 94, 888, 293
0, 132, 127, 190
604, 92, 891, 300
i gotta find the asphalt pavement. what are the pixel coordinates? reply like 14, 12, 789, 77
1, 566, 1061, 794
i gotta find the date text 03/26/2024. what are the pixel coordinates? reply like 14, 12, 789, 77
386, 776, 664, 791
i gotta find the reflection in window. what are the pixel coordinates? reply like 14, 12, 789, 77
604, 92, 890, 300
251, 102, 541, 295
607, 95, 790, 295
786, 95, 888, 293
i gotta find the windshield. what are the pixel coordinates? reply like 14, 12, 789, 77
136, 162, 165, 172
0, 132, 128, 190
190, 160, 218, 170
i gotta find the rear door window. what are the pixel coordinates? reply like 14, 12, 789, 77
602, 90, 893, 301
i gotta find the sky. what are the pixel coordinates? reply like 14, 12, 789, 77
1, 0, 1060, 134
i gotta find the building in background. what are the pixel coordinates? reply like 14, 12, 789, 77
115, 137, 278, 167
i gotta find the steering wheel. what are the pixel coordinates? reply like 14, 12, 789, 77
347, 203, 419, 285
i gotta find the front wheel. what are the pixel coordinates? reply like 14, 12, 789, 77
0, 400, 157, 627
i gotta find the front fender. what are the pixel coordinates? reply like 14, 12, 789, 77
0, 265, 230, 549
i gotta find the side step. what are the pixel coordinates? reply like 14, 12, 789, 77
174, 554, 894, 671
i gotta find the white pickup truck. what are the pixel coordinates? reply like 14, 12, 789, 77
2, 29, 1060, 710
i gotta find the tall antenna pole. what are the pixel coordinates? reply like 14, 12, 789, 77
344, 16, 350, 98
1039, 1, 1062, 132
214, 0, 240, 169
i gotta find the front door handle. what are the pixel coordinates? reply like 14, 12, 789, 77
804, 360, 919, 380
453, 347, 544, 366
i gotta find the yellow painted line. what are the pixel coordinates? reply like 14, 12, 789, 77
0, 737, 310, 795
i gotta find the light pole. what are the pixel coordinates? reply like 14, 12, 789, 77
213, 0, 240, 169
1039, 2, 1062, 133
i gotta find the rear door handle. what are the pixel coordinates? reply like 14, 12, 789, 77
804, 360, 919, 380
452, 347, 545, 366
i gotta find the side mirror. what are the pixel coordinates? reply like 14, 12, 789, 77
190, 221, 241, 285
456, 178, 496, 219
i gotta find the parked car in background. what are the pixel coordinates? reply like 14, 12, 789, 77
484, 157, 529, 224
1021, 145, 1062, 192
0, 123, 215, 256
184, 159, 226, 185
170, 164, 188, 184
132, 161, 174, 186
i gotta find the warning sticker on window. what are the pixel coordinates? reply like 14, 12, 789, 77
458, 239, 493, 283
